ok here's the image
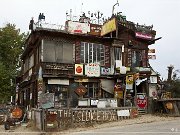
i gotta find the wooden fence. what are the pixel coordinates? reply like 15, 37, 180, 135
31, 107, 138, 131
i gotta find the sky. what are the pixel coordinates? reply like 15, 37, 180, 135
0, 0, 180, 79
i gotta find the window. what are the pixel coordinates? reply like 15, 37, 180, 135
127, 49, 146, 67
83, 82, 99, 98
43, 39, 73, 63
114, 47, 122, 60
80, 42, 105, 65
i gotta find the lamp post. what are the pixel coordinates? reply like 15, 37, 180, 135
94, 11, 103, 25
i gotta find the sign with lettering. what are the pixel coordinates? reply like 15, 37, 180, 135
135, 32, 153, 40
85, 63, 100, 77
75, 85, 87, 96
75, 64, 83, 75
89, 24, 101, 36
137, 93, 147, 109
66, 21, 90, 34
101, 18, 117, 36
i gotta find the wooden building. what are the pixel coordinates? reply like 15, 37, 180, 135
17, 12, 157, 109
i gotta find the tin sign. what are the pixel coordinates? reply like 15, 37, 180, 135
85, 63, 100, 77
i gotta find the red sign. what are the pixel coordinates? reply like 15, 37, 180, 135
137, 96, 147, 109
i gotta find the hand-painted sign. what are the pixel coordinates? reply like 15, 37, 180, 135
85, 63, 100, 77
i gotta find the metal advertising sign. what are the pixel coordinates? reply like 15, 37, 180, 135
75, 85, 87, 96
148, 55, 156, 60
75, 64, 83, 75
85, 63, 100, 77
136, 93, 147, 109
126, 75, 134, 90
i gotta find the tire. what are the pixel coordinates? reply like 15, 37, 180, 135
4, 122, 10, 130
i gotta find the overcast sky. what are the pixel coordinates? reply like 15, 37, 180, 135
1, 0, 179, 79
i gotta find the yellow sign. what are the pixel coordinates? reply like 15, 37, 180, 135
114, 91, 123, 99
101, 18, 117, 36
126, 75, 134, 84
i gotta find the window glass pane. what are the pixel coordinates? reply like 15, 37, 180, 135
85, 43, 88, 63
80, 42, 84, 63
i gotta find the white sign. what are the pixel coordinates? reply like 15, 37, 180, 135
150, 76, 157, 83
85, 63, 100, 77
48, 79, 69, 85
67, 21, 90, 34
117, 110, 130, 116
149, 84, 157, 97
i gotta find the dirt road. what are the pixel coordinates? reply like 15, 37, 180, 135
0, 114, 179, 135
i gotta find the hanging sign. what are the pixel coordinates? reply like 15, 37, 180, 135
148, 49, 155, 53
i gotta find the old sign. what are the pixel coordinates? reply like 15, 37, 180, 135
39, 93, 55, 109
89, 24, 101, 36
135, 32, 153, 40
136, 93, 147, 109
101, 18, 117, 36
148, 49, 155, 53
85, 63, 100, 77
75, 85, 87, 96
66, 21, 90, 34
75, 64, 83, 75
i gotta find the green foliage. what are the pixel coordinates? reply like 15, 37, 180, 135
165, 69, 180, 98
0, 23, 26, 103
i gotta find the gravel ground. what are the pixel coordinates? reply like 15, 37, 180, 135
0, 114, 179, 135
